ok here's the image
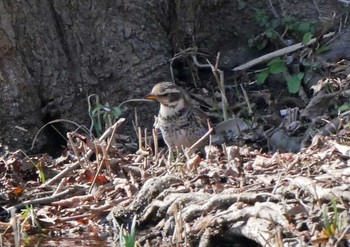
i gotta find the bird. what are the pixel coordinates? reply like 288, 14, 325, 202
144, 82, 208, 152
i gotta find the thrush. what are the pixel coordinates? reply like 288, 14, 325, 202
144, 82, 208, 151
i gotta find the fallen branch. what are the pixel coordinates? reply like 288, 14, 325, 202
233, 32, 335, 71
7, 188, 76, 211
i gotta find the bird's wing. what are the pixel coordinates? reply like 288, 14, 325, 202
177, 84, 210, 128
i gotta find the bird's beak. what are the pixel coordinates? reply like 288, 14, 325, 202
144, 94, 158, 100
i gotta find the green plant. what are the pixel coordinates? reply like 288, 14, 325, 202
249, 11, 316, 50
248, 10, 279, 50
321, 199, 349, 243
256, 57, 304, 93
35, 161, 46, 184
282, 15, 315, 44
21, 204, 33, 219
118, 215, 137, 247
88, 94, 123, 137
248, 10, 331, 93
21, 204, 43, 242
322, 208, 334, 238
338, 102, 350, 114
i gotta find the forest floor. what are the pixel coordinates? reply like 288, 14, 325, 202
1, 31, 350, 247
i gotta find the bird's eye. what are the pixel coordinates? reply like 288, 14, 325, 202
161, 93, 169, 97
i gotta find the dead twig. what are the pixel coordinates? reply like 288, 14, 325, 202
88, 119, 125, 193
186, 126, 214, 156
233, 32, 335, 71
67, 132, 85, 169
191, 51, 228, 120
31, 119, 92, 150
240, 84, 253, 115
44, 118, 125, 187
7, 188, 76, 211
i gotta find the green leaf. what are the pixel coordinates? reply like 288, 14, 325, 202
323, 204, 331, 235
103, 111, 109, 121
338, 103, 350, 113
265, 29, 277, 39
130, 215, 137, 241
297, 72, 305, 80
119, 224, 125, 246
302, 32, 313, 45
22, 205, 32, 218
268, 58, 287, 74
282, 15, 295, 26
270, 19, 281, 29
316, 45, 331, 55
298, 22, 311, 33
254, 10, 269, 27
256, 68, 269, 84
287, 72, 304, 93
288, 22, 299, 32
38, 168, 46, 184
332, 200, 338, 231
91, 104, 104, 116
112, 107, 122, 119
267, 57, 283, 66
93, 119, 102, 135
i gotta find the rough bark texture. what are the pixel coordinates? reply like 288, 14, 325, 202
0, 0, 344, 152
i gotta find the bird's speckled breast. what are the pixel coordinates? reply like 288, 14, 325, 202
158, 108, 207, 148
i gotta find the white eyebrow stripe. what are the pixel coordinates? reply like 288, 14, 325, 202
157, 88, 180, 95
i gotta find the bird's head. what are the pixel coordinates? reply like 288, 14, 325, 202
144, 82, 185, 110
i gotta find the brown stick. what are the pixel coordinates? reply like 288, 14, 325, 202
233, 32, 335, 71
186, 126, 214, 156
7, 188, 76, 211
88, 119, 125, 193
